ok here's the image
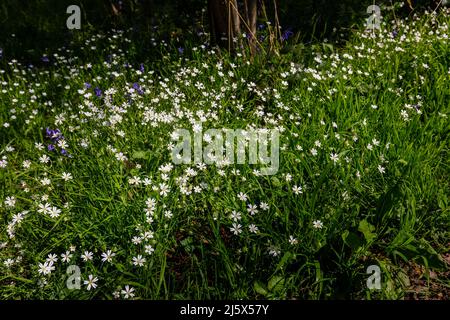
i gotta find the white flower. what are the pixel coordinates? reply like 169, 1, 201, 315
35, 143, 44, 151
289, 236, 298, 245
115, 152, 127, 161
268, 246, 281, 257
372, 138, 380, 146
121, 285, 135, 299
164, 210, 173, 218
145, 245, 155, 255
237, 192, 248, 201
41, 177, 51, 186
46, 253, 58, 264
248, 224, 259, 233
38, 202, 51, 215
4, 258, 14, 268
230, 223, 242, 235
330, 153, 339, 163
22, 160, 31, 169
61, 172, 73, 181
247, 204, 259, 216
230, 210, 241, 221
57, 139, 68, 149
313, 220, 324, 229
159, 183, 170, 196
81, 251, 93, 262
132, 255, 146, 266
142, 231, 154, 240
61, 251, 73, 263
292, 185, 303, 195
377, 165, 385, 174
5, 196, 16, 207
101, 250, 116, 263
38, 261, 55, 275
39, 154, 50, 164
128, 176, 141, 185
49, 206, 61, 218
84, 275, 98, 291
259, 202, 269, 211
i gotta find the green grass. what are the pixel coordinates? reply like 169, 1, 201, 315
0, 7, 449, 300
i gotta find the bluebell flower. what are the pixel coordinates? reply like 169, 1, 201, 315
41, 56, 49, 63
48, 144, 55, 152
45, 128, 63, 143
178, 47, 184, 54
84, 82, 91, 89
94, 87, 102, 97
281, 28, 294, 41
133, 82, 144, 95
45, 128, 53, 138
139, 63, 145, 72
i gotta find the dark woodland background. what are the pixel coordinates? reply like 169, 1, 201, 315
0, 0, 443, 61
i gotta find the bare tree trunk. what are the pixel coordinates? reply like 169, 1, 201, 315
229, 0, 242, 51
208, 0, 259, 55
208, 0, 228, 48
246, 0, 258, 55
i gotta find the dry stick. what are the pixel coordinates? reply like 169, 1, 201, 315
273, 0, 282, 42
260, 1, 278, 56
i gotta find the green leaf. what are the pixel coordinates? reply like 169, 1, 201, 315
387, 230, 415, 252
268, 275, 285, 292
254, 281, 268, 296
271, 176, 281, 187
358, 219, 376, 242
275, 252, 292, 271
131, 150, 148, 159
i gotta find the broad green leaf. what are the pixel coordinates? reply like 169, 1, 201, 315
358, 219, 376, 242
268, 275, 285, 292
254, 281, 268, 296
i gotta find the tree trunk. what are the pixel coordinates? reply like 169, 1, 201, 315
209, 0, 262, 54
208, 0, 242, 51
244, 0, 258, 55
